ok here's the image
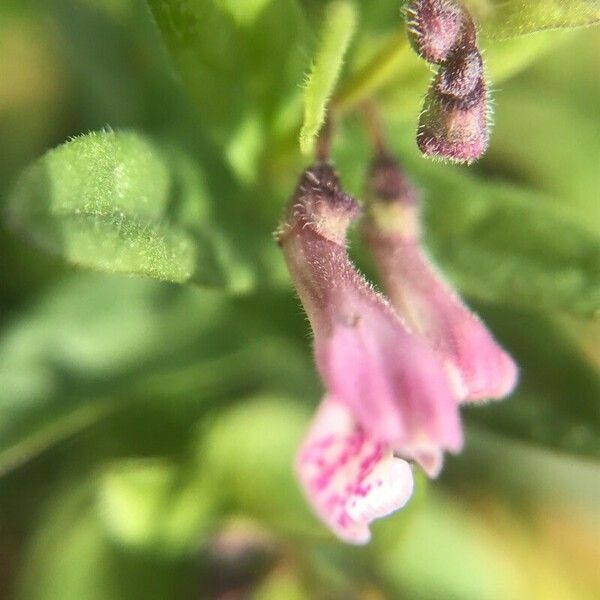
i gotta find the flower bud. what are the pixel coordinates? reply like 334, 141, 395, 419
278, 163, 360, 246
407, 1, 491, 162
406, 0, 464, 64
417, 76, 489, 163
435, 46, 483, 98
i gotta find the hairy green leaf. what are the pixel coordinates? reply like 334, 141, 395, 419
6, 131, 251, 288
466, 0, 600, 39
300, 1, 357, 154
421, 165, 600, 318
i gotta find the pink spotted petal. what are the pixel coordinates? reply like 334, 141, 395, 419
296, 399, 414, 544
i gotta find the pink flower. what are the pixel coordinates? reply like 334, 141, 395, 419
363, 154, 518, 403
277, 164, 462, 542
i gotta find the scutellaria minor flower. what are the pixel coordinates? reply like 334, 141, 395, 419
277, 163, 463, 542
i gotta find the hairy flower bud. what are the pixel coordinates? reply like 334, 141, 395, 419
417, 76, 489, 163
435, 46, 483, 98
407, 1, 490, 162
406, 0, 464, 64
364, 154, 518, 402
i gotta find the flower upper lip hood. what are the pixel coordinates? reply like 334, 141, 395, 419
278, 163, 463, 473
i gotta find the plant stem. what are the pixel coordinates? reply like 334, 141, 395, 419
332, 31, 410, 115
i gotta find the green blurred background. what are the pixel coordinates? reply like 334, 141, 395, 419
0, 1, 598, 598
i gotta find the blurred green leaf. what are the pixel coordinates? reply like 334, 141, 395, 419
420, 165, 600, 318
0, 273, 237, 476
98, 458, 217, 556
145, 0, 309, 154
300, 1, 357, 154
0, 271, 318, 477
377, 493, 520, 600
480, 30, 572, 82
485, 87, 599, 234
16, 485, 194, 600
7, 130, 254, 289
459, 426, 600, 510
199, 396, 323, 538
467, 0, 600, 39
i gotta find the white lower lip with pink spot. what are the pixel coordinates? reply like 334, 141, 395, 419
297, 399, 415, 544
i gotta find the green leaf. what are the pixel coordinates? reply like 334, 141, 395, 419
333, 31, 410, 115
98, 458, 217, 556
145, 0, 310, 157
422, 166, 600, 318
431, 176, 600, 318
485, 81, 599, 234
480, 30, 573, 82
466, 0, 600, 39
6, 130, 252, 289
460, 427, 600, 509
0, 270, 317, 477
299, 1, 357, 154
0, 273, 240, 477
